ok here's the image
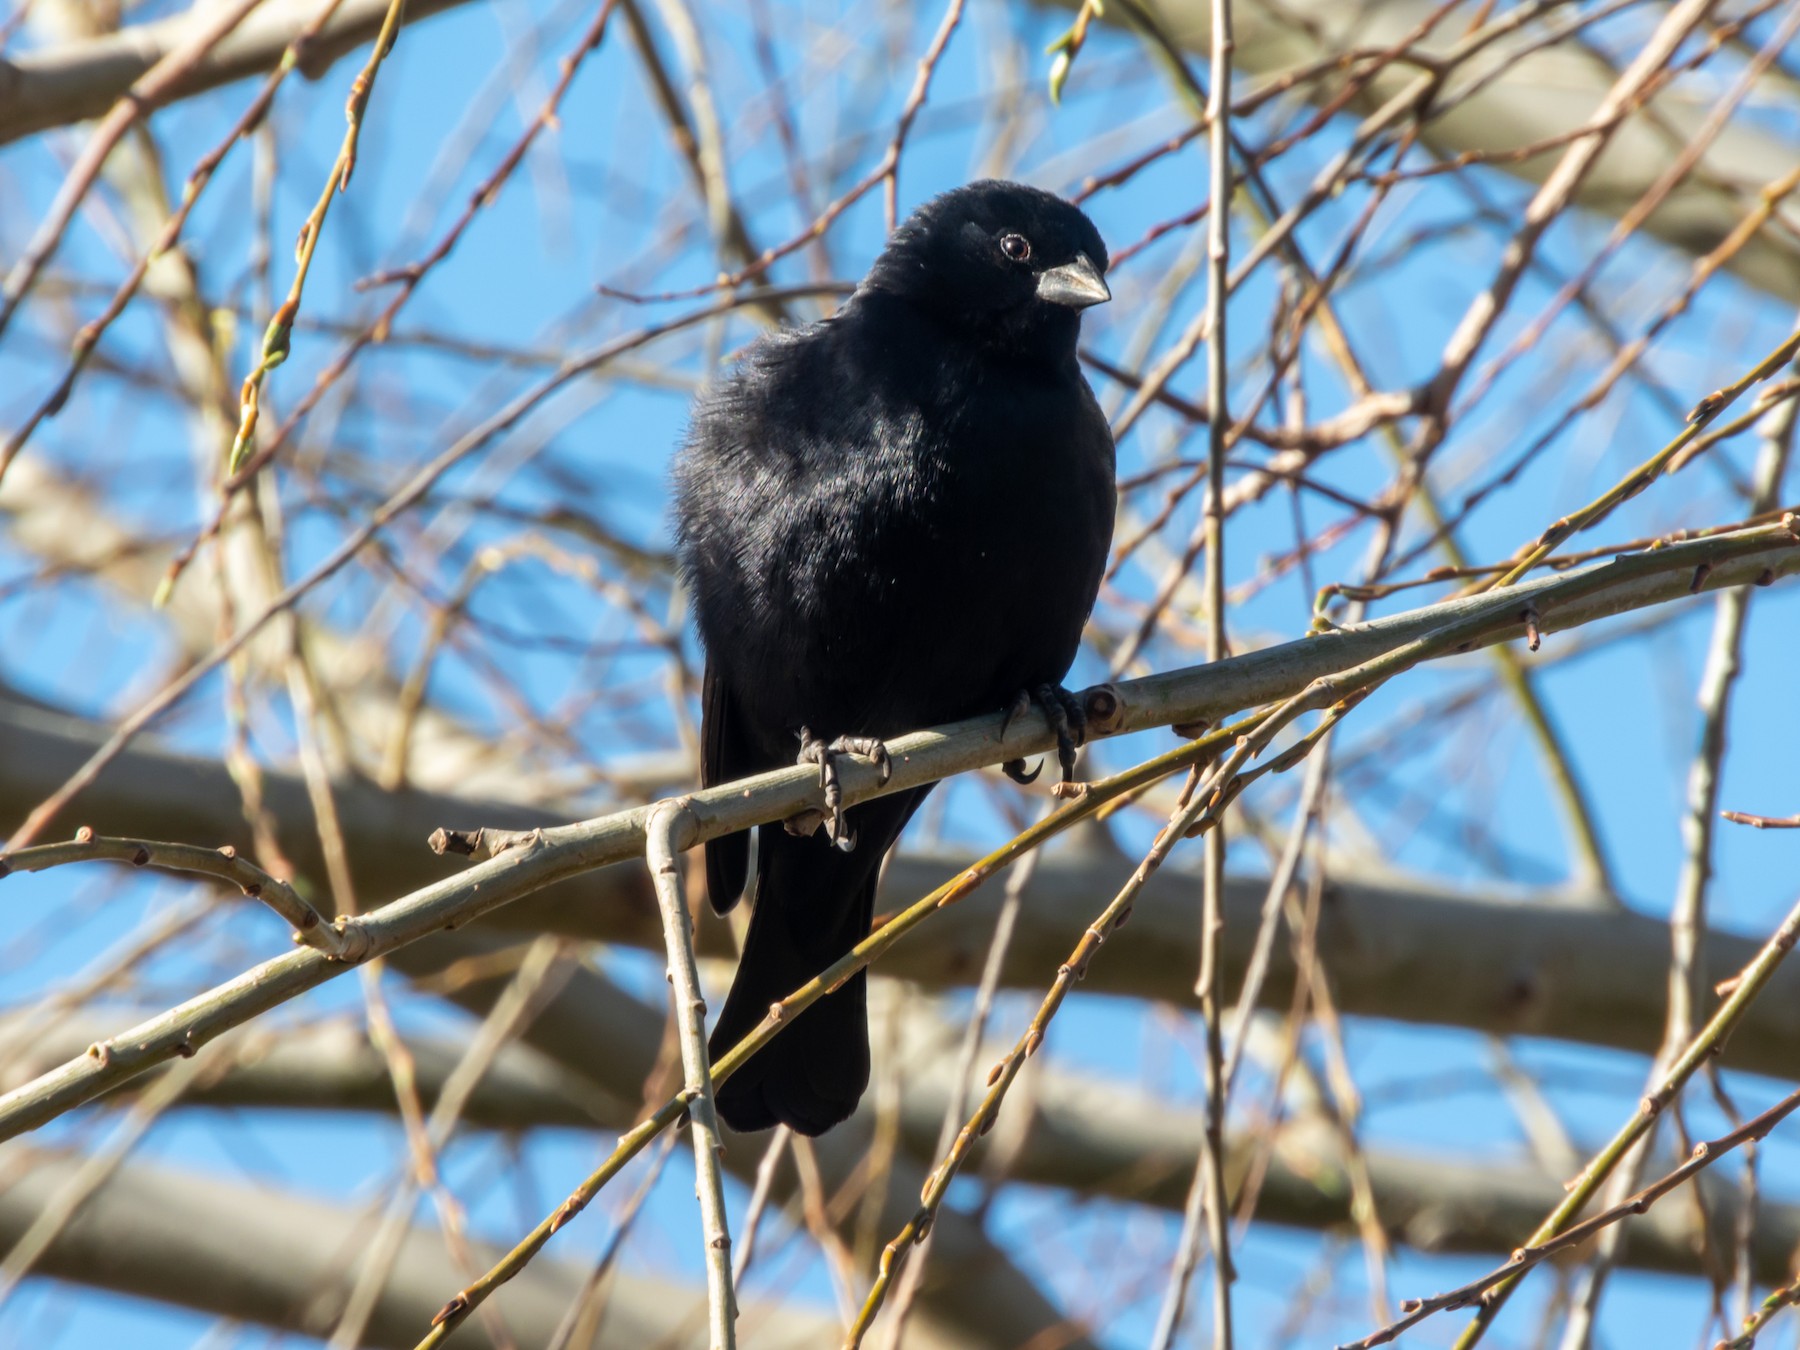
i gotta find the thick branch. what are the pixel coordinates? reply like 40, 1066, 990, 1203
0, 1015, 622, 1129
0, 526, 1794, 1138
0, 1145, 923, 1349
0, 458, 613, 805
30, 1003, 1800, 1290
0, 0, 479, 146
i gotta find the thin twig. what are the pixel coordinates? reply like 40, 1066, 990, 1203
0, 0, 353, 482
1485, 327, 1800, 592
0, 1049, 215, 1304
1722, 811, 1800, 830
1153, 0, 1236, 1337
879, 801, 1049, 1347
0, 0, 268, 348
1341, 1084, 1800, 1349
1716, 1272, 1800, 1349
1555, 328, 1798, 1350
0, 828, 344, 955
413, 744, 1203, 1349
850, 692, 1328, 1347
224, 0, 409, 474
645, 802, 736, 1350
544, 1131, 680, 1350
730, 1126, 790, 1287
1444, 870, 1800, 1350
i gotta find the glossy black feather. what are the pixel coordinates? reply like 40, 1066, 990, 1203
706, 788, 927, 1134
700, 666, 751, 916
672, 180, 1116, 1135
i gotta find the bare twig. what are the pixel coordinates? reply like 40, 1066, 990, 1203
1722, 811, 1800, 830
0, 0, 352, 481
1555, 329, 1798, 1350
0, 0, 268, 346
643, 802, 735, 1350
1341, 1085, 1800, 1349
223, 0, 409, 474
1446, 875, 1800, 1350
0, 828, 346, 955
1152, 0, 1237, 1338
878, 801, 1048, 1348
1487, 328, 1800, 592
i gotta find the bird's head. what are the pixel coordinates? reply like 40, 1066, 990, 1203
863, 179, 1110, 359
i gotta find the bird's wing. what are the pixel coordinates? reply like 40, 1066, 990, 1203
701, 663, 754, 914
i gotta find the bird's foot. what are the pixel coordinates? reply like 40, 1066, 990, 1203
794, 728, 892, 852
1000, 684, 1087, 789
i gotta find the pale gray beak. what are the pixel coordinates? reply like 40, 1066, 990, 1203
1035, 252, 1110, 309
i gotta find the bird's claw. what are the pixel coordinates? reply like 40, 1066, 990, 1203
795, 729, 892, 851
1001, 684, 1087, 786
1002, 757, 1042, 785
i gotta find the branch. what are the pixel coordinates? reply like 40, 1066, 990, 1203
0, 1014, 618, 1128
13, 949, 1092, 1350
0, 518, 1791, 1141
8, 0, 1799, 308
0, 0, 479, 146
4, 636, 1800, 1092
0, 1144, 884, 1349
0, 827, 345, 955
1450, 880, 1800, 1345
1722, 810, 1800, 830
645, 803, 736, 1350
0, 0, 265, 338
1340, 1085, 1800, 1348
1085, 0, 1800, 303
33, 997, 1800, 1290
395, 928, 1102, 1350
0, 457, 592, 805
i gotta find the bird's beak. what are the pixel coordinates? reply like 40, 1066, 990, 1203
1036, 252, 1110, 309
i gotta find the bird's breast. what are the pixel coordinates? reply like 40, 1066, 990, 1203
691, 330, 1114, 752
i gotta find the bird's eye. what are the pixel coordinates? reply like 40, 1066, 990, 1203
999, 233, 1032, 262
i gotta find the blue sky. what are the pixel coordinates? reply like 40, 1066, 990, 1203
3, 0, 1799, 1345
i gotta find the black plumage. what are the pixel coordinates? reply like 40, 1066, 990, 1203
671, 180, 1116, 1136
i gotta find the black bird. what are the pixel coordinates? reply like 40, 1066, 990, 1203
672, 180, 1116, 1136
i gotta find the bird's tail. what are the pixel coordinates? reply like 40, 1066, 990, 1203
708, 787, 926, 1136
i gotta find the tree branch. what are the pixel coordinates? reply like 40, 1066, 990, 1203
0, 0, 479, 146
1090, 0, 1800, 303
0, 1145, 906, 1349
27, 1001, 1800, 1290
